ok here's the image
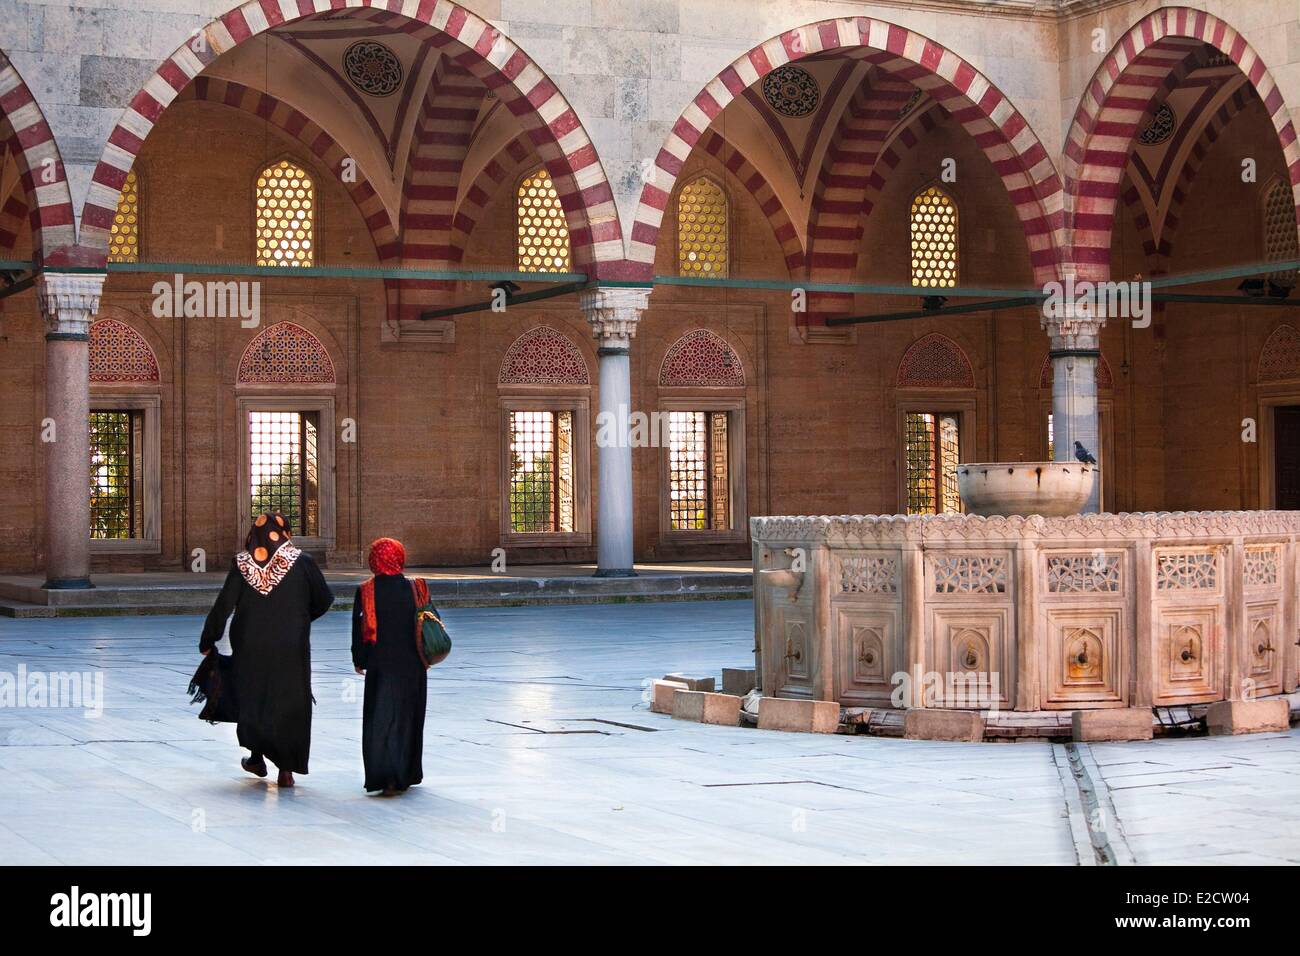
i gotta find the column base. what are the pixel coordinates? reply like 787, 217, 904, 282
593, 568, 637, 578
43, 577, 94, 590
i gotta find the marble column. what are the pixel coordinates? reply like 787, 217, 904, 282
1041, 296, 1104, 514
38, 272, 106, 589
579, 286, 651, 577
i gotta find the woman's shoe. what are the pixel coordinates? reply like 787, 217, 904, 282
241, 756, 268, 778
277, 770, 295, 788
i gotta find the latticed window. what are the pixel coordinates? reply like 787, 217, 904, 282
1263, 179, 1298, 285
677, 176, 728, 277
255, 160, 314, 266
508, 411, 575, 533
910, 185, 957, 287
517, 169, 570, 273
108, 169, 139, 263
668, 411, 731, 531
904, 412, 961, 515
90, 411, 144, 539
248, 410, 320, 535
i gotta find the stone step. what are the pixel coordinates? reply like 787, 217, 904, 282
0, 599, 56, 619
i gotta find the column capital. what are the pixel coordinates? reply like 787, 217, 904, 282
38, 271, 106, 339
579, 285, 651, 349
1040, 299, 1105, 352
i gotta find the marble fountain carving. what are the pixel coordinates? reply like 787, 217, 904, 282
749, 510, 1300, 711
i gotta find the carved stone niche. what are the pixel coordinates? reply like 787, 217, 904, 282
834, 607, 901, 706
927, 608, 1013, 709
1155, 609, 1222, 703
1043, 608, 1125, 707
1245, 602, 1283, 697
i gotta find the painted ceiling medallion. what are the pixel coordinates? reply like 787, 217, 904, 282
342, 40, 403, 97
762, 65, 820, 117
1138, 103, 1176, 146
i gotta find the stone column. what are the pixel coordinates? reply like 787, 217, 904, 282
579, 286, 651, 577
1042, 296, 1104, 514
38, 272, 106, 589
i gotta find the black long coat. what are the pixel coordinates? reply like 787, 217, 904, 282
200, 552, 334, 773
351, 574, 427, 792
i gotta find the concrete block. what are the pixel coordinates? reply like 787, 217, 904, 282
664, 673, 715, 692
671, 689, 741, 726
721, 667, 756, 696
903, 709, 985, 742
757, 696, 840, 734
1072, 708, 1153, 742
650, 679, 687, 714
1206, 699, 1290, 736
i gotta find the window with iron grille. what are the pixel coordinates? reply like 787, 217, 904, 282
108, 169, 139, 264
910, 185, 958, 288
248, 410, 320, 535
668, 410, 731, 531
904, 412, 961, 515
255, 160, 314, 267
508, 410, 575, 533
90, 410, 144, 539
517, 169, 571, 273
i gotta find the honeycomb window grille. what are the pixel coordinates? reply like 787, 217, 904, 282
677, 177, 728, 277
255, 160, 315, 267
1263, 179, 1299, 286
667, 411, 731, 531
904, 412, 961, 515
910, 185, 958, 288
516, 169, 571, 273
508, 410, 576, 533
108, 169, 139, 263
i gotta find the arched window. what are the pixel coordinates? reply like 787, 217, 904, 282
897, 333, 973, 515
108, 169, 139, 263
516, 168, 570, 273
1263, 178, 1298, 285
1259, 324, 1300, 382
255, 160, 314, 267
677, 176, 728, 277
237, 322, 335, 385
910, 185, 957, 287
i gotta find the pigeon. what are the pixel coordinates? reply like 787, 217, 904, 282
1074, 440, 1097, 465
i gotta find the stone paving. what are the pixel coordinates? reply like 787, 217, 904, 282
0, 600, 1296, 865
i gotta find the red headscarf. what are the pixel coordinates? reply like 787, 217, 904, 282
368, 537, 406, 576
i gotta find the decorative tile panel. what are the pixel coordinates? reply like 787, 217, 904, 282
238, 322, 334, 384
499, 326, 589, 386
90, 318, 159, 383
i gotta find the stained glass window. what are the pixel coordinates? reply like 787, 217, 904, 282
668, 410, 730, 531
508, 410, 575, 533
256, 160, 314, 267
90, 411, 143, 539
910, 185, 957, 287
905, 412, 961, 515
108, 169, 139, 263
677, 177, 728, 277
517, 169, 570, 273
1263, 179, 1298, 286
248, 410, 320, 535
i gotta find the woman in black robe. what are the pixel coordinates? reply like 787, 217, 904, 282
351, 537, 427, 795
200, 511, 334, 787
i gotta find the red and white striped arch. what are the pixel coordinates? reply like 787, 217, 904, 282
450, 134, 534, 260
1064, 6, 1300, 280
179, 77, 400, 259
632, 17, 1065, 285
0, 50, 75, 264
82, 0, 622, 273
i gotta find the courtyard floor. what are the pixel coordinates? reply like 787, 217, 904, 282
0, 600, 1297, 865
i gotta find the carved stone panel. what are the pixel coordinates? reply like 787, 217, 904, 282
928, 552, 1011, 598
1154, 548, 1221, 594
1243, 546, 1281, 591
833, 607, 901, 706
1043, 552, 1123, 594
834, 552, 900, 600
777, 608, 813, 698
1244, 601, 1283, 697
927, 607, 1013, 709
1042, 607, 1125, 706
1154, 606, 1222, 703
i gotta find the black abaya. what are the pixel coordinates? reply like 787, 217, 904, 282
351, 574, 427, 793
200, 552, 334, 774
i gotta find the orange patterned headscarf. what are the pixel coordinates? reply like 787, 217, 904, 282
368, 537, 406, 576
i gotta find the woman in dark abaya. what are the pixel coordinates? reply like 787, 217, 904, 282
200, 511, 334, 788
351, 537, 428, 796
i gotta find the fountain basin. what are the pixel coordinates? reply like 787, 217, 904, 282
957, 461, 1095, 517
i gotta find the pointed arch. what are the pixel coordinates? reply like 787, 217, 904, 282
238, 322, 335, 385
82, 0, 622, 272
697, 130, 801, 276
452, 134, 534, 261
499, 326, 589, 386
1063, 7, 1300, 280
89, 319, 160, 383
0, 49, 76, 264
660, 329, 746, 387
631, 16, 1065, 284
896, 333, 973, 388
1258, 324, 1300, 383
